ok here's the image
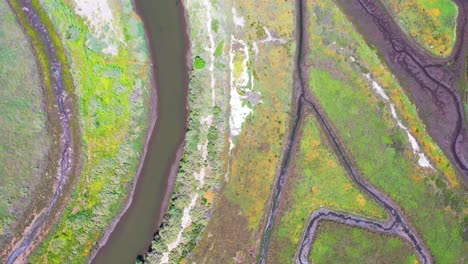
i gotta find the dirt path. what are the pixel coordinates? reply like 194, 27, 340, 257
5, 1, 78, 263
258, 0, 434, 263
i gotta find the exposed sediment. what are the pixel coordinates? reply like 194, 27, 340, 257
338, 0, 468, 180
5, 0, 78, 263
259, 0, 433, 263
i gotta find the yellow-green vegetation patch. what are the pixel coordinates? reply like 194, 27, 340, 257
307, 0, 465, 262
0, 0, 50, 245
268, 112, 387, 263
29, 0, 152, 262
379, 0, 458, 56
310, 222, 418, 264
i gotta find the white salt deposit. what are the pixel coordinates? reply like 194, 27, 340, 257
252, 42, 259, 59
364, 74, 434, 169
232, 8, 245, 28
260, 27, 286, 44
229, 37, 253, 151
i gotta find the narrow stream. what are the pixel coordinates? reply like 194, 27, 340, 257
90, 0, 189, 263
6, 0, 76, 262
259, 0, 431, 262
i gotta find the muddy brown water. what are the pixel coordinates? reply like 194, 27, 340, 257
91, 0, 189, 263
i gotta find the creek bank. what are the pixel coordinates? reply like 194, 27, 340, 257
4, 0, 79, 263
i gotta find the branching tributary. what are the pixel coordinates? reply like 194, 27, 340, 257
356, 0, 468, 178
6, 1, 76, 263
258, 0, 433, 263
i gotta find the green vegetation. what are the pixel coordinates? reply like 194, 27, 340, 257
307, 0, 465, 262
214, 41, 224, 57
0, 0, 50, 247
379, 0, 458, 56
194, 56, 206, 69
27, 0, 152, 262
310, 222, 418, 264
268, 112, 387, 263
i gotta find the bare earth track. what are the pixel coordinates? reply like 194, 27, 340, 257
5, 0, 78, 263
259, 0, 468, 263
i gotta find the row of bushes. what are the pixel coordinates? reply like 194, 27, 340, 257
143, 1, 229, 262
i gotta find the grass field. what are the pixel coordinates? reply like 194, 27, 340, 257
379, 0, 458, 57
27, 0, 152, 262
0, 0, 50, 248
307, 0, 466, 262
310, 222, 418, 264
267, 112, 387, 263
189, 0, 296, 262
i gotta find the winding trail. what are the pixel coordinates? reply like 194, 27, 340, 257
258, 0, 433, 263
6, 1, 76, 263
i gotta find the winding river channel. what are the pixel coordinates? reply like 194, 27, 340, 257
90, 0, 189, 263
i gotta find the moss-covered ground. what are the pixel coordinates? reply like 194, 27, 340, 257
0, 0, 50, 248
307, 0, 466, 262
26, 1, 152, 262
310, 222, 418, 264
379, 0, 458, 57
268, 111, 387, 263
